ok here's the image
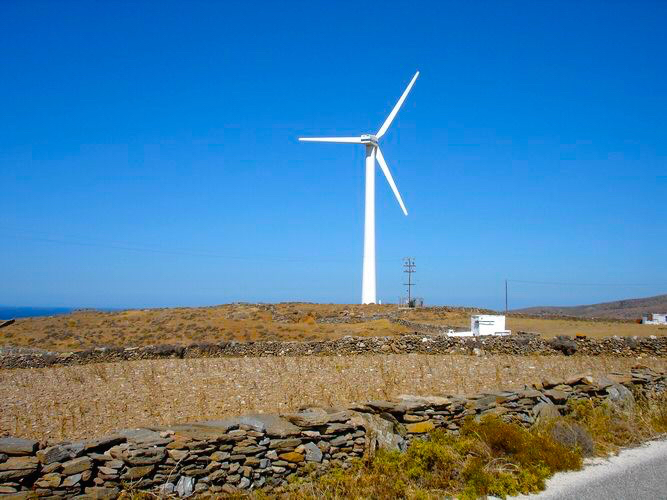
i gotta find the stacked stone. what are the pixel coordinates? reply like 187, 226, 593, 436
3, 333, 667, 369
337, 366, 666, 445
0, 435, 125, 499
0, 367, 665, 498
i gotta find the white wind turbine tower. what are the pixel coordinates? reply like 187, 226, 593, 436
299, 71, 419, 304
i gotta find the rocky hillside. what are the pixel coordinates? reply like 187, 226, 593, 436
513, 294, 667, 320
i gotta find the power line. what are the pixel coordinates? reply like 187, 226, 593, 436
507, 279, 667, 287
1, 230, 396, 264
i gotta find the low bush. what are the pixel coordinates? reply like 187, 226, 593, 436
282, 416, 582, 499
548, 420, 594, 457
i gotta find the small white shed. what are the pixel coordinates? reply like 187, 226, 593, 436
447, 315, 511, 337
642, 313, 667, 325
471, 315, 511, 336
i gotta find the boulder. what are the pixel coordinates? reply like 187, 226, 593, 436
550, 421, 594, 456
606, 383, 635, 409
349, 412, 405, 454
549, 336, 577, 355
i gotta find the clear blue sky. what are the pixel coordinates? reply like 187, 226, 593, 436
1, 1, 665, 309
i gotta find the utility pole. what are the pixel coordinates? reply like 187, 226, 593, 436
505, 279, 508, 315
403, 257, 416, 307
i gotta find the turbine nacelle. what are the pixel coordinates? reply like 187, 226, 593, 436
360, 134, 378, 146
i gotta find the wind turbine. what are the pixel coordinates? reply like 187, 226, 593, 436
299, 71, 419, 304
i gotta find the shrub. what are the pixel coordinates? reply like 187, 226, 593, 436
283, 416, 583, 499
548, 420, 595, 456
566, 399, 638, 454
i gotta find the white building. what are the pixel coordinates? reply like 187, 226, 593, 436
447, 314, 511, 337
642, 313, 667, 325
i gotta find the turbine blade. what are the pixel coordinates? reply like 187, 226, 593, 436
298, 137, 362, 143
376, 71, 419, 139
376, 146, 408, 216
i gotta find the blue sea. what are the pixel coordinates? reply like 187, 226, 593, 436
0, 306, 123, 319
0, 307, 74, 319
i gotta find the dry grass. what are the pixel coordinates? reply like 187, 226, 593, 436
1, 303, 664, 352
1, 354, 665, 443
507, 316, 667, 339
0, 304, 411, 351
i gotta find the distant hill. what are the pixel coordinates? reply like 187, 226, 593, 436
512, 294, 667, 320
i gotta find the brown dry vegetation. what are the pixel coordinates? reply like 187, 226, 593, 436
282, 394, 667, 499
2, 353, 666, 443
1, 303, 665, 351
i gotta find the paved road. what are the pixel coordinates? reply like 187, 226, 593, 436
516, 439, 667, 499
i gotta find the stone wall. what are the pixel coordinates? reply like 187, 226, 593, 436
0, 366, 665, 498
2, 332, 667, 370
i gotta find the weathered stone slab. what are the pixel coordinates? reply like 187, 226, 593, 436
37, 445, 70, 465
117, 428, 169, 447
124, 447, 166, 465
0, 437, 38, 456
84, 434, 126, 452
533, 401, 561, 421
405, 420, 436, 434
61, 456, 92, 475
175, 475, 194, 497
606, 383, 635, 409
0, 456, 39, 471
83, 486, 120, 499
566, 374, 595, 386
395, 395, 451, 412
0, 456, 39, 481
283, 408, 331, 427
179, 414, 300, 439
348, 412, 405, 454
303, 442, 323, 463
35, 472, 61, 488
121, 465, 155, 480
543, 389, 568, 404
269, 438, 301, 450
365, 400, 400, 412
278, 451, 304, 463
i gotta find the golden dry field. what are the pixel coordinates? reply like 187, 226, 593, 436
1, 303, 665, 352
2, 353, 666, 443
